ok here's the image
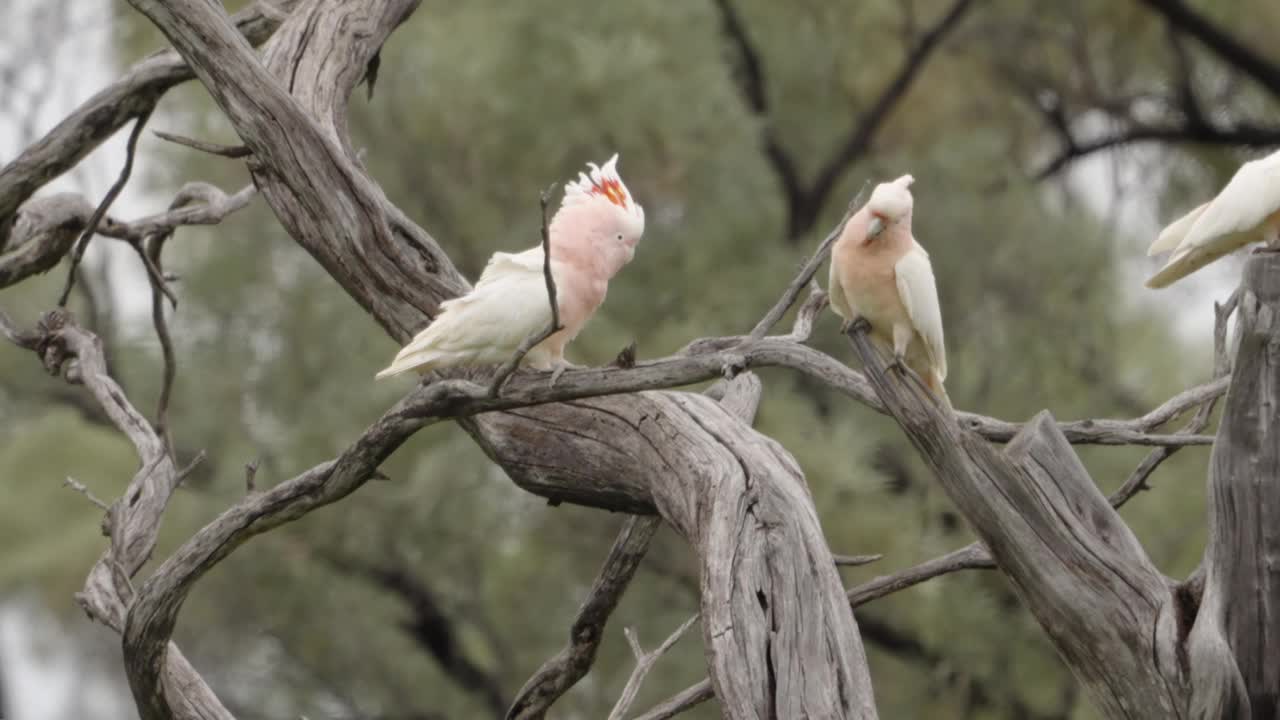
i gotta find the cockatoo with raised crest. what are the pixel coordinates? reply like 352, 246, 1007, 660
376, 155, 644, 379
1146, 149, 1280, 289
828, 175, 950, 406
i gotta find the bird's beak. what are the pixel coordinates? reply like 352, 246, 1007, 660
866, 216, 885, 240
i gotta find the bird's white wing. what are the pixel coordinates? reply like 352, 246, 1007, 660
1179, 153, 1280, 254
473, 247, 546, 292
1147, 152, 1280, 288
827, 257, 853, 320
376, 250, 556, 378
1147, 202, 1208, 256
894, 244, 946, 382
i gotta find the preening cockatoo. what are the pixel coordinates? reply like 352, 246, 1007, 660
1146, 149, 1280, 289
376, 155, 645, 379
828, 175, 949, 405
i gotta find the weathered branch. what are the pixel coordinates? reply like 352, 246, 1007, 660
0, 0, 296, 234
97, 182, 257, 244
844, 318, 1241, 717
1109, 289, 1238, 506
506, 515, 661, 720
153, 130, 252, 159
57, 107, 151, 307
0, 194, 92, 288
608, 615, 700, 720
2, 309, 232, 720
747, 187, 863, 340
1188, 254, 1280, 718
0, 182, 254, 291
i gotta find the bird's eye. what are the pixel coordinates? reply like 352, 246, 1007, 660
616, 233, 624, 241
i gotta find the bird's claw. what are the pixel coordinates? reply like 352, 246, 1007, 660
547, 360, 584, 388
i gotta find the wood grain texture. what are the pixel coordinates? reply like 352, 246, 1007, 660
1190, 252, 1280, 719
847, 322, 1207, 719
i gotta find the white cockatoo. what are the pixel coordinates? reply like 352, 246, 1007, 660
376, 155, 645, 379
1146, 149, 1280, 288
828, 175, 950, 405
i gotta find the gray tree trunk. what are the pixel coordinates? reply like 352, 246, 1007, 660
1190, 253, 1280, 719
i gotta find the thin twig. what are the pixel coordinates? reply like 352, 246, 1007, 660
747, 183, 866, 340
607, 615, 700, 720
58, 109, 152, 307
846, 543, 994, 608
145, 232, 177, 448
488, 183, 562, 397
630, 680, 715, 720
64, 476, 110, 510
1108, 288, 1239, 506
175, 451, 207, 488
153, 130, 251, 158
833, 553, 883, 567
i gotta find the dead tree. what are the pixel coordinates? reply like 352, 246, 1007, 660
0, 1, 1272, 718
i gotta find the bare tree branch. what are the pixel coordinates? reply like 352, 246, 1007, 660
713, 0, 980, 240
1108, 289, 1238, 506
2, 309, 232, 719
807, 0, 980, 219
506, 515, 662, 720
153, 129, 251, 159
842, 315, 1249, 716
630, 680, 715, 720
1133, 0, 1280, 98
0, 0, 296, 234
608, 615, 700, 720
1034, 122, 1280, 179
0, 195, 91, 288
846, 543, 994, 608
747, 183, 865, 340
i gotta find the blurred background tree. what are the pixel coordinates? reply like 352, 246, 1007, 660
2, 0, 1278, 718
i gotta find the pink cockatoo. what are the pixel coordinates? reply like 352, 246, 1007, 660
828, 175, 949, 405
376, 154, 645, 379
1145, 149, 1280, 288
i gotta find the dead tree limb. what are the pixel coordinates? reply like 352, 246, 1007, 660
0, 0, 296, 235
3, 309, 232, 720
506, 515, 662, 719
844, 314, 1257, 717
1188, 253, 1280, 718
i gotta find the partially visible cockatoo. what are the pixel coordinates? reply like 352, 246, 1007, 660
1146, 149, 1280, 289
828, 175, 949, 405
376, 155, 645, 379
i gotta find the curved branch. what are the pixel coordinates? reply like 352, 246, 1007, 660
1034, 122, 1280, 180
807, 0, 980, 218
0, 1, 295, 233
1134, 0, 1280, 99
